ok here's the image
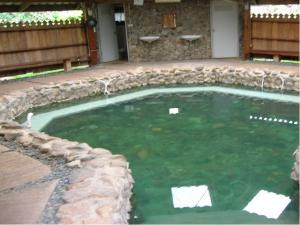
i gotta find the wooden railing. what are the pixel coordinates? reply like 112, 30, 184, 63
0, 19, 89, 75
244, 13, 299, 60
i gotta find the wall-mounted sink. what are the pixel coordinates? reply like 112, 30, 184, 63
180, 35, 202, 42
139, 36, 160, 43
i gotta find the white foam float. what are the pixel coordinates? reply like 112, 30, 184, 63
171, 185, 212, 208
243, 190, 291, 219
169, 108, 179, 115
249, 115, 298, 126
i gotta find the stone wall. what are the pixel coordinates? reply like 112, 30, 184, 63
124, 0, 246, 62
0, 65, 299, 224
125, 0, 211, 61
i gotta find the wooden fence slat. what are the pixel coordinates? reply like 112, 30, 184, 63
249, 13, 299, 58
0, 21, 89, 74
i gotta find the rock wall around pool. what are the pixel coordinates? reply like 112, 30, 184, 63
0, 66, 299, 122
291, 148, 300, 182
0, 65, 299, 224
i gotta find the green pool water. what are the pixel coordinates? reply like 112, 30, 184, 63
42, 92, 299, 224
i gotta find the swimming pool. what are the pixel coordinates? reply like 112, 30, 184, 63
36, 87, 299, 224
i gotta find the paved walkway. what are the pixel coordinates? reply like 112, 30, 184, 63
0, 144, 57, 224
0, 59, 298, 95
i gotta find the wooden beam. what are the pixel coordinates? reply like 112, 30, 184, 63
0, 0, 82, 2
243, 3, 251, 60
250, 49, 299, 57
0, 4, 79, 12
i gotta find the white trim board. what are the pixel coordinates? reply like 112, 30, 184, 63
29, 86, 299, 131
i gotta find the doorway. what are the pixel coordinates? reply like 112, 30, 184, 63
96, 4, 128, 62
211, 0, 239, 58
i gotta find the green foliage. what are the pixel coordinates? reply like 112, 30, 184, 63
0, 11, 83, 23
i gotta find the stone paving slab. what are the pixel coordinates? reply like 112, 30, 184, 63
0, 151, 51, 191
0, 180, 58, 224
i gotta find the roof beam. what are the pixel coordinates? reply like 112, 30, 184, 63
0, 4, 79, 12
0, 0, 82, 2
19, 2, 31, 12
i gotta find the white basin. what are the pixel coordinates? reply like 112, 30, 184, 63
139, 36, 160, 43
180, 35, 202, 42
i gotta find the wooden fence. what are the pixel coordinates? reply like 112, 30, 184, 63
0, 19, 89, 75
244, 13, 299, 60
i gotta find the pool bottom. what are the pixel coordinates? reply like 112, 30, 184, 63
42, 91, 299, 224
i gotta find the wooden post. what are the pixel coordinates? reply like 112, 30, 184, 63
63, 59, 72, 72
273, 55, 281, 62
87, 27, 98, 65
243, 1, 251, 60
84, 0, 98, 66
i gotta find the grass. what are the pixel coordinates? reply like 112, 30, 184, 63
253, 58, 300, 64
1, 65, 89, 81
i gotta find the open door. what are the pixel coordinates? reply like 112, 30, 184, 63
97, 4, 119, 62
211, 0, 239, 58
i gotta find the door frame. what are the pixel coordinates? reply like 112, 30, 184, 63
96, 3, 119, 63
96, 3, 130, 62
210, 0, 239, 58
122, 3, 130, 61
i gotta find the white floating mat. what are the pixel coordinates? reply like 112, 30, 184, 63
171, 185, 212, 208
243, 190, 291, 219
169, 108, 179, 115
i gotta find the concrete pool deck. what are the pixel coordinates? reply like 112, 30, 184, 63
0, 59, 299, 224
0, 59, 298, 95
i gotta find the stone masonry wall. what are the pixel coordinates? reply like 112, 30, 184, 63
125, 0, 211, 62
124, 0, 246, 62
0, 65, 299, 223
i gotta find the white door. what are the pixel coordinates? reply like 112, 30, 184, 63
211, 0, 239, 58
97, 4, 119, 62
